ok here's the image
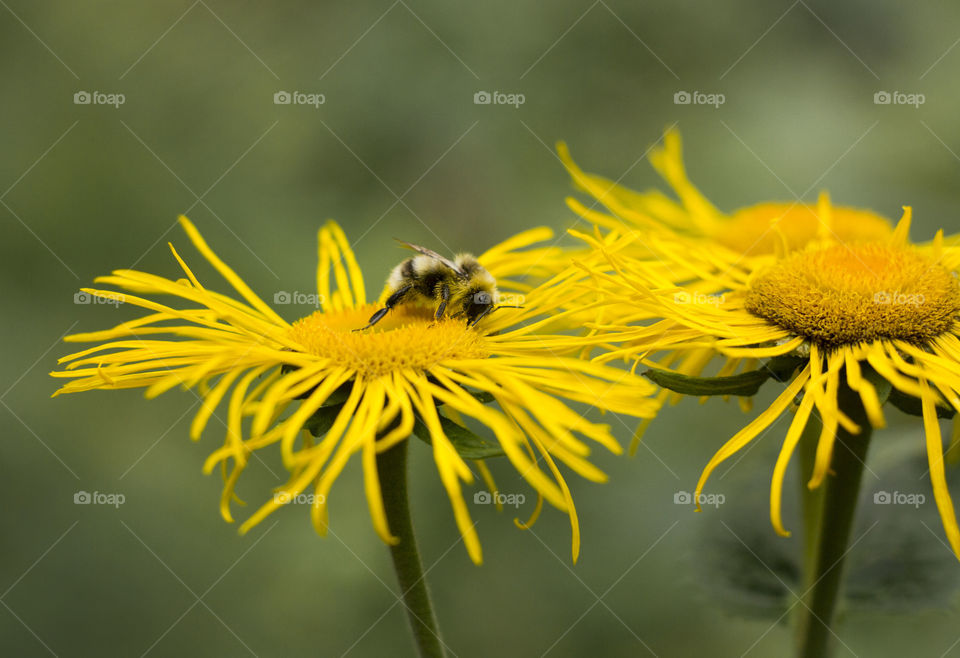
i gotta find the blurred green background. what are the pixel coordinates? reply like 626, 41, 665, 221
4, 1, 960, 656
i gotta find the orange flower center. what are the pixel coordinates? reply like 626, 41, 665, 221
716, 203, 893, 257
288, 305, 489, 378
745, 242, 960, 346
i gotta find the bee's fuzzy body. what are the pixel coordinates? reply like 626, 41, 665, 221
388, 253, 496, 311
360, 245, 501, 330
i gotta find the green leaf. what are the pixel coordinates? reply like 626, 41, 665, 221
319, 383, 354, 408
765, 355, 806, 382
279, 365, 354, 404
861, 363, 893, 406
888, 387, 955, 419
698, 516, 799, 619
845, 449, 960, 611
695, 444, 960, 619
466, 389, 495, 405
643, 355, 807, 398
302, 404, 504, 459
643, 367, 772, 397
304, 404, 345, 437
412, 413, 505, 460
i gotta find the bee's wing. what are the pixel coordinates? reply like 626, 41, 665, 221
394, 239, 467, 278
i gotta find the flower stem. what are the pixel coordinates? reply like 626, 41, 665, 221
798, 413, 824, 592
796, 382, 872, 658
376, 439, 446, 658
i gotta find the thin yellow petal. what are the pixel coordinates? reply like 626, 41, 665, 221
921, 379, 960, 560
694, 366, 812, 508
178, 215, 288, 326
771, 392, 816, 536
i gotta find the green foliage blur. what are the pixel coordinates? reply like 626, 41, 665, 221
4, 1, 960, 656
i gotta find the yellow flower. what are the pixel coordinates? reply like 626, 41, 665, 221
558, 128, 894, 261
51, 217, 659, 564
556, 129, 901, 436
579, 209, 960, 560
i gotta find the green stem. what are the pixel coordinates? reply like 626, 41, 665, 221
796, 382, 873, 658
798, 414, 825, 593
376, 439, 446, 658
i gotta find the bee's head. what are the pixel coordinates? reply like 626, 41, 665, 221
462, 289, 494, 325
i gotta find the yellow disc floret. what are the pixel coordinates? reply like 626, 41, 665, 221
716, 203, 894, 257
745, 242, 960, 346
289, 305, 489, 378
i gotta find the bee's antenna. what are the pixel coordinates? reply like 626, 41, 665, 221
467, 304, 524, 327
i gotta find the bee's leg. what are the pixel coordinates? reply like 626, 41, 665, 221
356, 285, 411, 330
468, 304, 521, 328
467, 304, 496, 327
434, 283, 450, 320
359, 308, 390, 330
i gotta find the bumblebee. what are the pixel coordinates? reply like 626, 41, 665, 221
359, 241, 516, 330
